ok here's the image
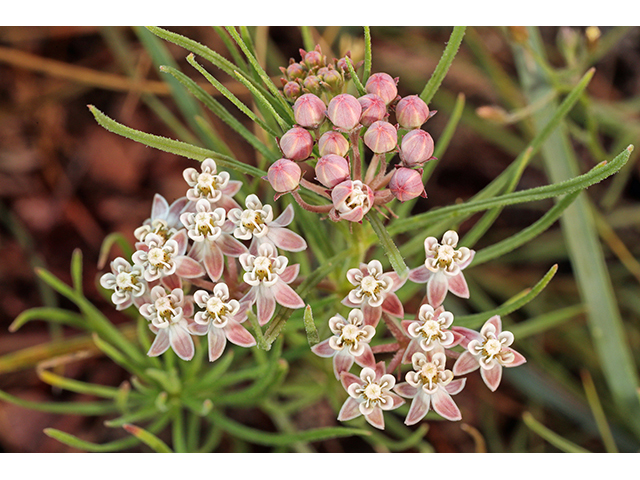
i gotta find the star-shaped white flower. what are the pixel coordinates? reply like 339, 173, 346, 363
409, 230, 474, 307
182, 158, 241, 210
100, 257, 146, 311
401, 304, 463, 363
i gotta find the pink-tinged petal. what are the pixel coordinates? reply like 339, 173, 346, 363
450, 329, 465, 348
405, 391, 430, 426
147, 328, 170, 357
362, 303, 381, 328
451, 326, 483, 349
505, 347, 527, 367
257, 288, 276, 326
172, 229, 189, 256
175, 256, 206, 279
374, 361, 386, 379
217, 194, 241, 212
401, 320, 413, 336
272, 281, 304, 309
386, 272, 405, 292
458, 249, 475, 269
394, 382, 419, 399
169, 325, 195, 361
225, 320, 256, 348
221, 180, 243, 197
381, 293, 404, 318
183, 299, 194, 318
207, 327, 227, 362
151, 194, 169, 220
188, 322, 209, 336
341, 295, 360, 308
337, 397, 362, 422
427, 273, 448, 307
311, 338, 336, 358
166, 197, 190, 227
445, 378, 466, 396
240, 287, 257, 307
161, 274, 182, 291
401, 339, 423, 364
217, 233, 248, 257
353, 344, 376, 369
267, 227, 307, 252
386, 392, 405, 410
279, 264, 300, 284
408, 265, 432, 284
202, 243, 224, 282
271, 204, 295, 227
480, 363, 503, 392
340, 206, 365, 223
486, 315, 502, 333
447, 272, 470, 299
364, 407, 385, 430
339, 371, 361, 391
431, 389, 462, 421
333, 349, 355, 380
453, 351, 480, 376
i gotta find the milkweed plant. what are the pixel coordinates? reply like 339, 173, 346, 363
4, 26, 634, 453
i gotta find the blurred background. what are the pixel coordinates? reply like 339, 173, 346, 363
0, 26, 639, 452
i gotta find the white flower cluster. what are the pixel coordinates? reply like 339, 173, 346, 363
100, 158, 307, 361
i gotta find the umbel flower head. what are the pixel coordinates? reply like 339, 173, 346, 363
338, 362, 404, 430
409, 230, 474, 307
452, 315, 526, 391
394, 351, 466, 424
190, 283, 256, 362
311, 308, 376, 380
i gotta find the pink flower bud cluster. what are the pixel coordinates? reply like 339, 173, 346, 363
279, 44, 360, 101
100, 158, 308, 363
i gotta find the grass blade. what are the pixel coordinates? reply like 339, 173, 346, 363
419, 26, 466, 104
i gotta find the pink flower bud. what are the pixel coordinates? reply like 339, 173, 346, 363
293, 93, 326, 128
285, 62, 306, 80
267, 159, 302, 193
283, 81, 302, 102
358, 94, 387, 127
389, 167, 426, 202
303, 75, 323, 95
303, 48, 325, 69
318, 131, 350, 157
315, 154, 350, 188
365, 72, 398, 105
279, 126, 314, 161
396, 95, 430, 129
320, 68, 344, 93
327, 93, 362, 131
363, 121, 397, 154
399, 129, 435, 167
331, 180, 374, 222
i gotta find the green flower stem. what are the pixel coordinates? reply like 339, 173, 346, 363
363, 27, 372, 82
345, 56, 366, 96
0, 387, 118, 415
366, 211, 409, 279
123, 422, 174, 453
419, 26, 466, 104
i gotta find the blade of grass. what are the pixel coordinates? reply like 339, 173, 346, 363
123, 423, 173, 453
419, 26, 466, 104
581, 369, 619, 453
514, 27, 640, 437
522, 411, 590, 453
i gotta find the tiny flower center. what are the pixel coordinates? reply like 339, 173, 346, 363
421, 319, 441, 338
155, 296, 175, 322
436, 244, 455, 268
346, 187, 367, 209
197, 172, 217, 196
206, 296, 227, 320
195, 212, 215, 235
253, 256, 273, 280
363, 383, 383, 401
241, 210, 265, 232
148, 247, 168, 267
115, 271, 135, 290
150, 219, 175, 242
360, 275, 380, 296
420, 362, 439, 382
484, 338, 502, 356
341, 324, 361, 344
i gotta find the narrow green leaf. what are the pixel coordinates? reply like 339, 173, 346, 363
186, 54, 281, 139
510, 304, 585, 339
363, 27, 372, 82
456, 264, 558, 328
581, 370, 619, 453
419, 26, 466, 104
300, 26, 315, 53
366, 211, 409, 279
123, 423, 173, 453
472, 190, 580, 267
303, 305, 320, 346
344, 56, 366, 96
70, 248, 83, 294
522, 412, 590, 453
98, 232, 134, 270
104, 405, 160, 428
212, 26, 248, 73
37, 368, 123, 399
159, 64, 277, 160
10, 307, 85, 332
390, 146, 631, 236
88, 105, 266, 178
232, 70, 289, 131
208, 409, 371, 447
0, 388, 118, 415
